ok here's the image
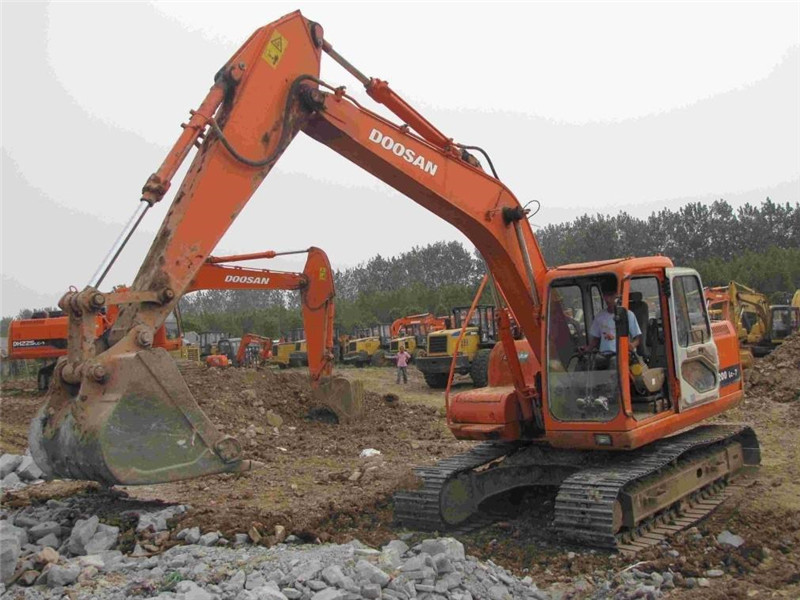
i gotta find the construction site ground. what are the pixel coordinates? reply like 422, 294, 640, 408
2, 335, 799, 599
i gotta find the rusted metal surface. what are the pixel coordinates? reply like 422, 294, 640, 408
311, 377, 363, 422
30, 347, 260, 485
30, 282, 256, 485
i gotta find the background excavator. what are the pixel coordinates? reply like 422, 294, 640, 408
235, 333, 274, 367
8, 288, 184, 391
8, 248, 333, 382
386, 312, 450, 361
706, 281, 800, 359
415, 305, 500, 388
30, 10, 759, 549
194, 248, 336, 372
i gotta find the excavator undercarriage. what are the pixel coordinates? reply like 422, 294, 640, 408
395, 424, 760, 550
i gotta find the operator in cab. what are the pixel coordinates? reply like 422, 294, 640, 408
584, 285, 642, 369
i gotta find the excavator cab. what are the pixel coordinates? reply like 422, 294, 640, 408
769, 305, 800, 344
545, 272, 673, 423
451, 258, 737, 445
198, 331, 229, 358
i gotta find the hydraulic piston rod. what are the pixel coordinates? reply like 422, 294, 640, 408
88, 201, 150, 289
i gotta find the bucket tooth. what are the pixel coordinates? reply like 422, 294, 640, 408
29, 348, 259, 485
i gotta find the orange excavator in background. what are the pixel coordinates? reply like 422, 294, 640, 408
235, 333, 274, 367
8, 293, 183, 391
387, 312, 450, 360
188, 247, 337, 374
30, 10, 758, 549
9, 247, 334, 386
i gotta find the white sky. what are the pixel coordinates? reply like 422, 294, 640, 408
2, 1, 799, 316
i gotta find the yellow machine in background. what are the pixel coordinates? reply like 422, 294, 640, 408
706, 281, 799, 359
343, 324, 391, 367
769, 304, 800, 346
388, 313, 450, 361
272, 328, 307, 369
415, 305, 498, 388
272, 340, 308, 368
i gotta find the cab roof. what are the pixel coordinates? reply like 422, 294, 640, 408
547, 256, 674, 282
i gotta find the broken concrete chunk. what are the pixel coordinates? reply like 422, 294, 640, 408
68, 515, 99, 555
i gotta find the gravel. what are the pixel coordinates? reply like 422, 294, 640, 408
0, 451, 694, 600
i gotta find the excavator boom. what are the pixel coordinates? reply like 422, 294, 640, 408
31, 9, 548, 487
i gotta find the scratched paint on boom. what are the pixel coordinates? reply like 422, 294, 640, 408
368, 129, 439, 176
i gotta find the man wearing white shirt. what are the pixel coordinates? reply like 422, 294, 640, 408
585, 287, 642, 369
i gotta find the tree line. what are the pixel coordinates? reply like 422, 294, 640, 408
3, 198, 798, 339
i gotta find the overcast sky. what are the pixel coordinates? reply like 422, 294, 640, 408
2, 1, 798, 317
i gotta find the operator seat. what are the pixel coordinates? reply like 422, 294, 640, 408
629, 292, 650, 358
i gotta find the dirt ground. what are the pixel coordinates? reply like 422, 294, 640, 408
2, 337, 799, 598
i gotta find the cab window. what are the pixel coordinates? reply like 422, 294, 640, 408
547, 280, 620, 423
672, 275, 710, 347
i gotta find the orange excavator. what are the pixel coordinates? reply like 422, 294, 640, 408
188, 247, 337, 375
8, 294, 183, 391
388, 312, 450, 359
30, 11, 758, 549
9, 247, 333, 385
235, 333, 274, 367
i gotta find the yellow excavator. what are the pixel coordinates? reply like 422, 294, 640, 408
706, 281, 799, 360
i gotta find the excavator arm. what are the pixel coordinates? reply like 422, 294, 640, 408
187, 247, 338, 387
31, 10, 548, 485
390, 313, 449, 337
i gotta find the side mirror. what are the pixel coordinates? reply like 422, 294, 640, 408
615, 305, 629, 337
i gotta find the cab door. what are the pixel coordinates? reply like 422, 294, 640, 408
666, 268, 720, 410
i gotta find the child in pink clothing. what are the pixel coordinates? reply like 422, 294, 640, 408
394, 346, 412, 384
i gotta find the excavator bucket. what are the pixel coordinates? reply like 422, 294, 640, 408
29, 348, 260, 486
311, 377, 364, 423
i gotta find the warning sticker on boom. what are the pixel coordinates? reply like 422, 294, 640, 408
262, 30, 288, 68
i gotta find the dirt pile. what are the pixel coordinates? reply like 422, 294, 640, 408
118, 366, 469, 545
1, 366, 469, 547
745, 332, 800, 404
184, 366, 459, 464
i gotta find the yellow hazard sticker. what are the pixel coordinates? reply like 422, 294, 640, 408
319, 267, 327, 280
262, 30, 288, 68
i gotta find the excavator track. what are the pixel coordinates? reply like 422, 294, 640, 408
394, 442, 515, 531
553, 424, 759, 548
395, 425, 759, 549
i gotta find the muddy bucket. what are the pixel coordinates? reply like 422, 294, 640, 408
310, 377, 364, 423
29, 348, 260, 486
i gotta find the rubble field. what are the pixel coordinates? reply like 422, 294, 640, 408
1, 335, 799, 599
